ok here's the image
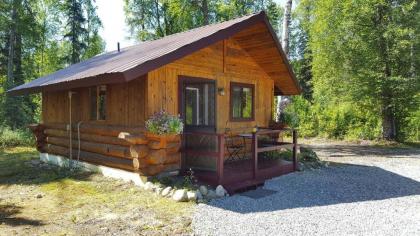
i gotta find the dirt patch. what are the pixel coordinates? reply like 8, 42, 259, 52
0, 147, 194, 235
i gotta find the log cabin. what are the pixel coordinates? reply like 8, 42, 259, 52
9, 11, 301, 192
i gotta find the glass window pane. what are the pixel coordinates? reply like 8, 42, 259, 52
185, 87, 198, 125
232, 87, 242, 118
231, 84, 253, 120
242, 87, 252, 118
184, 82, 215, 127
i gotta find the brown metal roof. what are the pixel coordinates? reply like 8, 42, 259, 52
8, 11, 300, 96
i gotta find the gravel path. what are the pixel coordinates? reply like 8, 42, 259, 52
193, 144, 420, 236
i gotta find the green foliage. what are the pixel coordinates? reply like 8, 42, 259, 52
0, 0, 104, 134
260, 146, 319, 163
286, 96, 383, 140
124, 0, 283, 41
287, 0, 420, 142
299, 147, 319, 162
0, 127, 34, 148
145, 111, 184, 135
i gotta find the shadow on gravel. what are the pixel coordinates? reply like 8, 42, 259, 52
308, 145, 420, 159
0, 203, 44, 226
206, 164, 420, 213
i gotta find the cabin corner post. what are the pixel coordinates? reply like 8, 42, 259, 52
28, 124, 46, 152
292, 129, 298, 171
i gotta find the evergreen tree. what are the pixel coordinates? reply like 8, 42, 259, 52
62, 0, 88, 64
300, 0, 419, 140
124, 0, 283, 41
1, 0, 38, 129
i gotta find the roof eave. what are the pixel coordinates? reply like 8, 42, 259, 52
7, 72, 127, 96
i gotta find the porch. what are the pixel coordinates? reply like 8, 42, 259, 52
181, 129, 298, 193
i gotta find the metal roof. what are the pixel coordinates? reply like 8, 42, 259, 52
8, 11, 300, 95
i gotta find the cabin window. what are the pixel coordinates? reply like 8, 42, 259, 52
89, 85, 107, 120
230, 82, 254, 121
185, 83, 215, 127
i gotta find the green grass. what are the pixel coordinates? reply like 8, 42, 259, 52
0, 146, 38, 179
0, 146, 194, 235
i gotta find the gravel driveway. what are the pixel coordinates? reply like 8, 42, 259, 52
193, 144, 420, 236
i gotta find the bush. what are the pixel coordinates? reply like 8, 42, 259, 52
299, 147, 320, 162
145, 111, 184, 135
285, 96, 383, 140
0, 127, 34, 148
260, 147, 319, 163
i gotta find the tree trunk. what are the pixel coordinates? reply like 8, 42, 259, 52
7, 2, 17, 88
202, 0, 209, 25
281, 0, 292, 57
376, 3, 396, 140
381, 104, 396, 140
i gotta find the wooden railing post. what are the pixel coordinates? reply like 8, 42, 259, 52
292, 129, 298, 171
252, 132, 258, 180
217, 134, 225, 184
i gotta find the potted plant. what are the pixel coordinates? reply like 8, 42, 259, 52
145, 111, 184, 148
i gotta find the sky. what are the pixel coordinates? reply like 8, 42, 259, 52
96, 0, 286, 52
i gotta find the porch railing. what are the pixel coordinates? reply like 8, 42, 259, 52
181, 132, 225, 184
252, 129, 298, 179
181, 129, 298, 189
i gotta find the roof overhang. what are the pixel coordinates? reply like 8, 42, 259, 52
8, 11, 300, 96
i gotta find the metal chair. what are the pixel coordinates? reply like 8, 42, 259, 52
225, 128, 245, 162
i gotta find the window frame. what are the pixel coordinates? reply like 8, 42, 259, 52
229, 82, 255, 122
89, 85, 107, 121
178, 76, 217, 133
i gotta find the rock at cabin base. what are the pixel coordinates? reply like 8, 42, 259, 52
215, 185, 227, 197
144, 181, 154, 191
172, 189, 188, 202
187, 191, 197, 201
297, 162, 305, 171
199, 185, 208, 196
155, 187, 163, 195
161, 186, 172, 197
206, 190, 217, 199
169, 189, 175, 197
196, 190, 203, 200
31, 160, 41, 166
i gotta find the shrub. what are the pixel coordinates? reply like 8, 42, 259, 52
299, 147, 320, 162
145, 111, 184, 135
0, 127, 34, 148
260, 147, 319, 163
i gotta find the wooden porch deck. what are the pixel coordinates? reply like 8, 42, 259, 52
181, 129, 298, 193
193, 158, 294, 193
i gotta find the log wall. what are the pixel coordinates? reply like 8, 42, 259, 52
41, 37, 274, 133
42, 75, 147, 126
38, 25, 280, 175
37, 123, 180, 175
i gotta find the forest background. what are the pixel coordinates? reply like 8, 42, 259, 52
0, 0, 418, 147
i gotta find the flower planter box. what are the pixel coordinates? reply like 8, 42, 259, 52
140, 132, 182, 176
145, 132, 181, 149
